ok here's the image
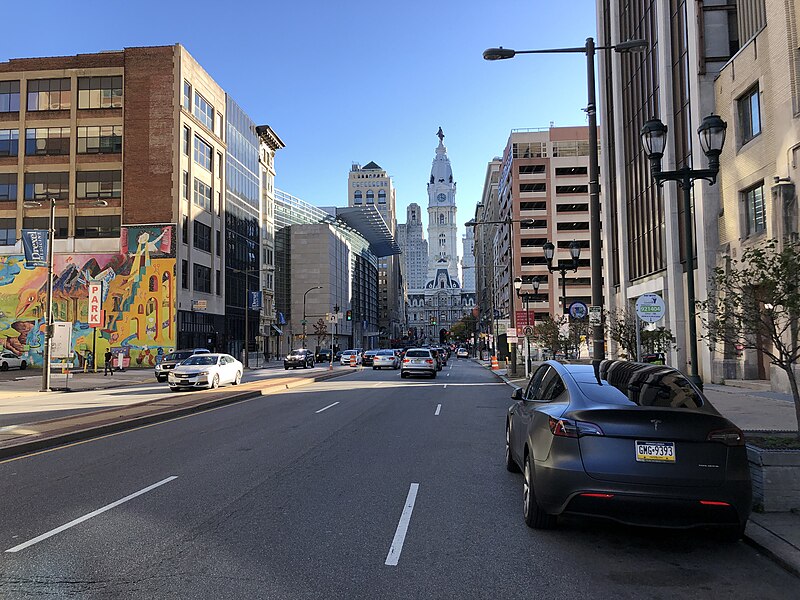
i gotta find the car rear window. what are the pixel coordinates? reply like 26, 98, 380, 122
576, 363, 704, 409
165, 352, 193, 361
406, 350, 430, 358
377, 350, 394, 355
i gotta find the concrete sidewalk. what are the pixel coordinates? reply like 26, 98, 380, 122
476, 358, 800, 579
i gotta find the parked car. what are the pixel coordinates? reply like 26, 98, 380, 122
168, 353, 243, 390
284, 349, 315, 369
340, 350, 362, 365
505, 360, 751, 539
362, 350, 380, 366
315, 348, 333, 363
0, 351, 26, 371
456, 347, 469, 358
373, 349, 400, 370
400, 348, 436, 379
154, 348, 210, 382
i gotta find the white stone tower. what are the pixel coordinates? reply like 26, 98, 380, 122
427, 127, 458, 273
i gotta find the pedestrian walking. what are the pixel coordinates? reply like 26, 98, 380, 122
104, 349, 113, 376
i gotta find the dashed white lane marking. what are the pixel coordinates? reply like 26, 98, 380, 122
6, 476, 178, 553
446, 373, 450, 377
315, 401, 340, 414
435, 404, 441, 416
385, 483, 419, 566
443, 384, 447, 389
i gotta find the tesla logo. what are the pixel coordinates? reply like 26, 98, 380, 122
650, 419, 662, 431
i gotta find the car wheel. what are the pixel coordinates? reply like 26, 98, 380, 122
400, 371, 407, 378
506, 422, 520, 473
210, 374, 219, 389
523, 452, 557, 529
373, 366, 377, 370
431, 370, 437, 379
20, 361, 27, 370
0, 362, 7, 371
284, 366, 289, 370
233, 371, 241, 385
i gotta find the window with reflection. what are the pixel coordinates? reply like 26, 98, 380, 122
0, 173, 17, 201
0, 218, 15, 245
366, 190, 374, 204
27, 79, 71, 111
75, 215, 121, 238
77, 76, 122, 109
23, 216, 68, 238
24, 172, 69, 200
76, 171, 122, 199
193, 135, 212, 171
0, 129, 19, 156
378, 189, 386, 204
77, 125, 122, 154
0, 81, 20, 112
193, 178, 211, 211
354, 190, 362, 204
194, 92, 214, 130
25, 127, 70, 155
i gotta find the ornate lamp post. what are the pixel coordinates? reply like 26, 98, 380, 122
543, 240, 581, 313
640, 114, 727, 388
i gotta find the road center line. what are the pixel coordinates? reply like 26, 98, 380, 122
5, 476, 178, 553
435, 404, 441, 416
385, 483, 419, 566
315, 401, 340, 414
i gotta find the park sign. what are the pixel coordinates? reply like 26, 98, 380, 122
635, 293, 666, 323
87, 282, 104, 327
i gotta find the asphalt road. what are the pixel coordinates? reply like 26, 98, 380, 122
0, 359, 795, 599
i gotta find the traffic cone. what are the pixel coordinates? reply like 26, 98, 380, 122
350, 355, 357, 368
491, 355, 499, 370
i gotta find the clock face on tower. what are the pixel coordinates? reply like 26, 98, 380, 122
437, 193, 446, 203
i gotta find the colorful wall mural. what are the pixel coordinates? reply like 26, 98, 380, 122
0, 224, 176, 368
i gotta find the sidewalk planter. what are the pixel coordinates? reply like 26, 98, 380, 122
746, 442, 800, 512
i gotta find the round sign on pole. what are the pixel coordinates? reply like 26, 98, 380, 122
569, 301, 588, 320
635, 293, 666, 323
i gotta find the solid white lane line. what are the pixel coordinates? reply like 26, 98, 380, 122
5, 476, 178, 553
315, 401, 340, 414
385, 483, 419, 566
435, 404, 441, 416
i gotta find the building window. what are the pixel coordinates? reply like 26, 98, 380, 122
556, 185, 588, 194
181, 260, 189, 289
77, 76, 122, 109
519, 164, 546, 174
216, 152, 223, 175
77, 125, 122, 154
193, 263, 212, 293
366, 190, 374, 204
556, 221, 590, 231
354, 190, 362, 204
378, 189, 386, 204
183, 125, 190, 156
556, 203, 589, 212
519, 183, 547, 193
0, 218, 15, 245
182, 171, 189, 200
193, 221, 211, 252
76, 171, 122, 199
439, 214, 445, 225
75, 215, 120, 238
23, 216, 68, 238
27, 78, 71, 111
183, 80, 191, 111
193, 92, 214, 130
744, 183, 766, 236
193, 135, 212, 171
439, 234, 446, 247
181, 215, 188, 243
193, 178, 211, 211
739, 85, 761, 145
216, 269, 222, 295
24, 127, 70, 156
0, 173, 17, 201
519, 201, 546, 211
555, 166, 588, 176
0, 129, 19, 156
216, 230, 221, 256
0, 81, 20, 112
24, 172, 69, 200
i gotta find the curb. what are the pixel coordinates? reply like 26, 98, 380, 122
743, 521, 800, 579
0, 368, 355, 461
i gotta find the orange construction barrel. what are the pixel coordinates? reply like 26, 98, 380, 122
350, 354, 357, 367
491, 355, 499, 370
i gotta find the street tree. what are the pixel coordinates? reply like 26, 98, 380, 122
698, 238, 800, 435
605, 307, 638, 359
532, 315, 568, 357
449, 314, 477, 344
313, 318, 328, 349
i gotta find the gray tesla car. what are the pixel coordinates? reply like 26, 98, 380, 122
505, 360, 751, 539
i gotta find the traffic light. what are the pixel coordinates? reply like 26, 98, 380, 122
430, 316, 437, 326
346, 310, 352, 321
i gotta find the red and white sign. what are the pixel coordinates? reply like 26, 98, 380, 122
88, 282, 103, 327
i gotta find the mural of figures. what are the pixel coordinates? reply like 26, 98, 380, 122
0, 224, 176, 368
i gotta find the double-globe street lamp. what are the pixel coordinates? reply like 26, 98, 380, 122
483, 37, 647, 362
513, 276, 542, 377
543, 240, 581, 313
640, 114, 728, 389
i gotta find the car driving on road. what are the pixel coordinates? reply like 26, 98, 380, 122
456, 347, 469, 358
362, 350, 379, 367
400, 348, 436, 379
168, 353, 243, 391
505, 360, 751, 539
340, 350, 362, 365
154, 348, 210, 382
372, 349, 400, 370
284, 349, 315, 369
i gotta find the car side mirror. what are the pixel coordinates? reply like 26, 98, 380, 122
511, 388, 523, 401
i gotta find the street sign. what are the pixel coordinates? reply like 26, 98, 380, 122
248, 290, 263, 310
192, 299, 207, 311
496, 319, 510, 335
327, 313, 338, 324
88, 282, 103, 327
522, 325, 534, 337
635, 293, 666, 323
589, 305, 601, 326
506, 328, 516, 338
569, 301, 588, 320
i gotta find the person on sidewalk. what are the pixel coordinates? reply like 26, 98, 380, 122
104, 350, 114, 376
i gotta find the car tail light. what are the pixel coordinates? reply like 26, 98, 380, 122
580, 493, 614, 499
707, 427, 744, 446
425, 359, 434, 364
549, 417, 604, 438
403, 358, 410, 363
699, 500, 731, 507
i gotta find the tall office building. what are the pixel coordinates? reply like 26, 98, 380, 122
0, 45, 281, 367
397, 203, 428, 290
461, 225, 475, 293
347, 161, 403, 344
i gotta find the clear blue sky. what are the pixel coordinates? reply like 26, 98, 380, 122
2, 0, 597, 238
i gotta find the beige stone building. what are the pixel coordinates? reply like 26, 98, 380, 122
714, 0, 800, 387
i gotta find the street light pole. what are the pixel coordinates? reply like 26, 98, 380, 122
302, 286, 323, 347
41, 197, 55, 392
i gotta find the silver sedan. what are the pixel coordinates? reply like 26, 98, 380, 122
372, 350, 400, 370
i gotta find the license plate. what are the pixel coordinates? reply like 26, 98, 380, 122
635, 440, 676, 463
412, 359, 422, 364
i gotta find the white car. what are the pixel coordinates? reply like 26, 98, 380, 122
0, 351, 27, 371
340, 350, 362, 366
372, 350, 400, 370
456, 348, 469, 358
168, 353, 243, 390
